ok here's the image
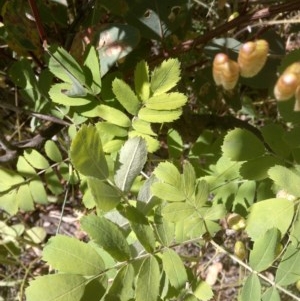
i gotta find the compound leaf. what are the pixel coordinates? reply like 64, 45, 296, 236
145, 92, 187, 110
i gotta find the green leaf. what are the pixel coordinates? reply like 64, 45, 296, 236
49, 83, 91, 106
16, 184, 34, 211
132, 118, 157, 136
70, 124, 108, 179
192, 281, 214, 301
80, 215, 131, 262
151, 59, 180, 95
96, 122, 128, 137
25, 227, 46, 244
112, 78, 140, 115
84, 45, 101, 95
81, 276, 107, 301
203, 204, 226, 220
162, 202, 195, 222
246, 198, 294, 240
88, 178, 121, 211
25, 274, 87, 301
240, 155, 281, 180
128, 131, 160, 153
240, 274, 261, 301
123, 206, 156, 253
134, 60, 150, 101
268, 165, 300, 197
24, 149, 49, 170
154, 207, 175, 247
151, 182, 186, 202
290, 209, 300, 246
104, 264, 135, 301
222, 128, 265, 161
45, 140, 63, 162
29, 179, 48, 204
153, 162, 181, 186
96, 104, 131, 127
138, 107, 182, 123
262, 287, 280, 301
167, 129, 183, 158
162, 249, 187, 290
114, 137, 147, 192
249, 228, 281, 272
17, 156, 36, 177
182, 161, 196, 199
145, 92, 187, 111
43, 235, 105, 275
275, 243, 300, 285
194, 180, 210, 209
45, 168, 64, 195
136, 256, 160, 301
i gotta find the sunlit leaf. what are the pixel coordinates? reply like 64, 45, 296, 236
25, 227, 46, 244
138, 107, 182, 123
262, 287, 280, 301
96, 104, 131, 127
114, 137, 148, 192
45, 140, 63, 163
29, 180, 48, 204
192, 281, 214, 301
240, 274, 261, 301
162, 202, 195, 222
132, 118, 157, 136
136, 256, 160, 301
16, 184, 34, 211
151, 182, 186, 202
246, 198, 294, 240
145, 92, 187, 110
134, 60, 150, 101
70, 124, 108, 179
275, 243, 300, 285
249, 228, 280, 272
25, 274, 87, 301
112, 78, 140, 115
24, 149, 49, 170
151, 59, 181, 95
162, 249, 187, 290
153, 162, 181, 186
43, 235, 105, 275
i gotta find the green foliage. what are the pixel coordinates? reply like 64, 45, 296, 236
2, 1, 300, 301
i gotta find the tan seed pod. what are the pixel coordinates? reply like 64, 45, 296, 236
213, 53, 240, 90
274, 72, 300, 101
238, 39, 269, 77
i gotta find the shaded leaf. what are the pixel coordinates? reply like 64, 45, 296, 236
249, 228, 281, 272
275, 243, 300, 285
45, 140, 63, 162
151, 59, 180, 95
112, 78, 140, 115
16, 184, 34, 211
43, 235, 105, 275
138, 107, 182, 123
70, 124, 108, 179
262, 287, 280, 301
182, 161, 196, 199
222, 128, 265, 161
105, 264, 134, 301
88, 178, 121, 211
123, 206, 156, 253
114, 137, 148, 192
240, 274, 261, 301
246, 198, 294, 240
162, 249, 187, 290
25, 274, 87, 301
136, 256, 160, 301
80, 215, 131, 261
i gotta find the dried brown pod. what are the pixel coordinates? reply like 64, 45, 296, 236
274, 64, 300, 101
212, 53, 240, 90
238, 40, 269, 78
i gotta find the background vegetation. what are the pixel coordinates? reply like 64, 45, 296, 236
1, 0, 300, 300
